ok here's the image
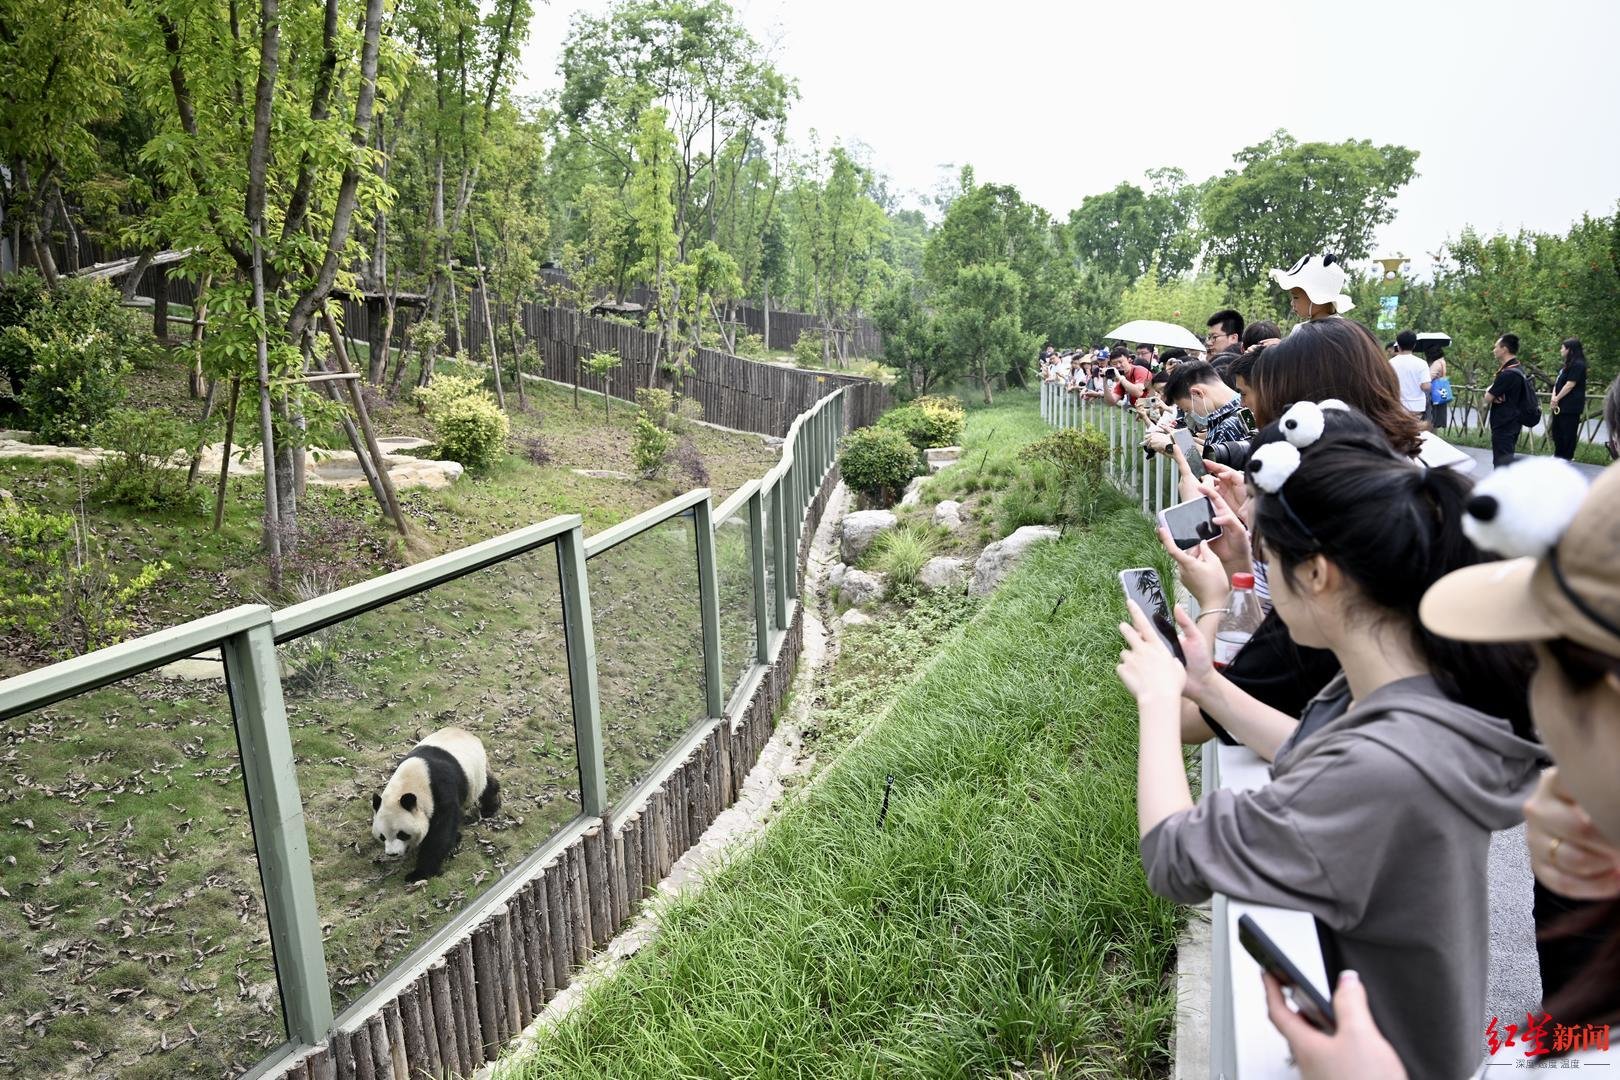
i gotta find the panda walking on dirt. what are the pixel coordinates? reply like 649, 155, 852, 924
371, 727, 502, 882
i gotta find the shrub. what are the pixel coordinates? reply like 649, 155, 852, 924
735, 332, 768, 360
432, 393, 510, 470
413, 371, 485, 416
878, 395, 965, 450
839, 426, 919, 506
792, 330, 826, 368
672, 394, 703, 432
92, 408, 204, 511
0, 496, 169, 658
868, 524, 942, 591
631, 409, 673, 478
635, 387, 674, 425
17, 328, 131, 445
1013, 427, 1115, 529
0, 268, 48, 394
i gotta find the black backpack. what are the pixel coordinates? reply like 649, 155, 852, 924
1518, 370, 1542, 427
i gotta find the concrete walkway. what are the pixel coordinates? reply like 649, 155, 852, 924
1454, 442, 1608, 478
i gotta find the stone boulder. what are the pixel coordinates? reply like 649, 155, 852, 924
835, 608, 874, 631
826, 562, 848, 593
840, 509, 896, 563
839, 569, 886, 608
917, 556, 968, 593
933, 499, 964, 532
970, 525, 1060, 596
925, 445, 962, 473
898, 476, 926, 509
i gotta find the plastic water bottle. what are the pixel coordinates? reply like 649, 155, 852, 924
1213, 573, 1263, 669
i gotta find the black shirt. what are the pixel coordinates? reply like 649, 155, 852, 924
1555, 358, 1587, 404
1200, 609, 1342, 745
1488, 360, 1531, 430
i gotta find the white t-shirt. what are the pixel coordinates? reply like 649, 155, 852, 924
1391, 353, 1430, 412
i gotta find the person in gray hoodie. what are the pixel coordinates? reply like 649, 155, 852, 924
1117, 403, 1544, 1080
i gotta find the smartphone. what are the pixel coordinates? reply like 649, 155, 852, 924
1170, 427, 1207, 479
1234, 406, 1258, 434
1118, 568, 1184, 663
1157, 496, 1221, 552
1238, 914, 1337, 1034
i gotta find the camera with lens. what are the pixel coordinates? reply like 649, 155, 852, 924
1203, 437, 1252, 471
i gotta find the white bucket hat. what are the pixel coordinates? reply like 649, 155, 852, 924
1269, 253, 1355, 313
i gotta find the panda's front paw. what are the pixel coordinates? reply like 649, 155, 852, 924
405, 868, 435, 884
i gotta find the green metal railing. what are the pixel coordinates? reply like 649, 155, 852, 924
0, 387, 847, 1074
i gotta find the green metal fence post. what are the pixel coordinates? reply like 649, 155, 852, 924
771, 475, 792, 624
748, 487, 770, 664
557, 527, 608, 819
692, 495, 725, 720
219, 618, 334, 1046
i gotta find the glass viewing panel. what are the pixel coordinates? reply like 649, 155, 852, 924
277, 542, 577, 1016
587, 513, 707, 803
713, 509, 756, 704
0, 668, 281, 1079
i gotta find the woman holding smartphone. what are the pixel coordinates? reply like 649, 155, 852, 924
1258, 459, 1620, 1078
1116, 406, 1544, 1079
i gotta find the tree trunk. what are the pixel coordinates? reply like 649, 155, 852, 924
121, 251, 155, 302
978, 358, 993, 405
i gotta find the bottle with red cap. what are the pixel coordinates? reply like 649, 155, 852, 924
1213, 572, 1264, 668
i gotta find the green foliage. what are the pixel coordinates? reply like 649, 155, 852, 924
0, 496, 169, 658
17, 326, 132, 445
631, 408, 674, 477
872, 271, 953, 395
1067, 168, 1199, 281
839, 425, 919, 505
0, 268, 48, 393
413, 373, 487, 417
432, 394, 511, 471
1201, 129, 1419, 290
792, 329, 827, 368
1018, 427, 1112, 528
867, 524, 942, 590
635, 387, 674, 424
1115, 269, 1229, 336
734, 332, 768, 360
877, 395, 965, 449
582, 350, 624, 420
91, 408, 205, 512
937, 262, 1043, 405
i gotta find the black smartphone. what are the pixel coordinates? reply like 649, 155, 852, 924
1238, 914, 1337, 1034
1156, 496, 1222, 552
1118, 568, 1184, 663
1234, 406, 1258, 434
1170, 427, 1207, 479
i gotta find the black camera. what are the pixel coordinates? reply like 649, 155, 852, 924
1204, 438, 1252, 471
1104, 366, 1118, 379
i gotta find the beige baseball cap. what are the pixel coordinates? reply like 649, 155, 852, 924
1421, 463, 1620, 656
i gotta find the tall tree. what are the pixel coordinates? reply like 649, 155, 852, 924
1200, 130, 1418, 290
1066, 167, 1198, 282
936, 262, 1040, 405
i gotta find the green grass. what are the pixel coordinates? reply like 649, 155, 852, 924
496, 399, 1181, 1080
0, 350, 780, 1077
864, 523, 944, 589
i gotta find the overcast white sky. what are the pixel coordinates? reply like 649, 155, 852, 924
515, 0, 1620, 279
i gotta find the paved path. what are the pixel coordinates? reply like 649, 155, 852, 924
1454, 443, 1608, 478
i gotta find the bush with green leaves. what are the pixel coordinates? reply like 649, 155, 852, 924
734, 332, 768, 360
432, 393, 510, 470
0, 268, 48, 394
877, 395, 966, 450
838, 425, 919, 506
792, 330, 827, 368
635, 387, 674, 424
414, 371, 485, 416
0, 496, 169, 658
631, 408, 673, 477
17, 328, 132, 445
867, 524, 942, 592
92, 407, 205, 512
1013, 427, 1114, 529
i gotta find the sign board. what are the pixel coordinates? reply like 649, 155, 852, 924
1377, 294, 1399, 331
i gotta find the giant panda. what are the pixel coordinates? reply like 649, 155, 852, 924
370, 727, 502, 882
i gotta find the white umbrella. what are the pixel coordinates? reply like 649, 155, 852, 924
1416, 332, 1452, 348
1105, 319, 1206, 352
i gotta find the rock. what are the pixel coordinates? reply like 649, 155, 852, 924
827, 563, 848, 592
917, 556, 968, 593
898, 476, 926, 508
836, 609, 874, 630
970, 525, 1060, 596
571, 468, 636, 481
925, 445, 962, 473
838, 568, 886, 607
840, 509, 896, 563
374, 436, 436, 453
0, 433, 107, 468
934, 499, 964, 532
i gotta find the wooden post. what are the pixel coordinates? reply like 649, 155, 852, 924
368, 1011, 393, 1080
399, 983, 430, 1080
333, 1032, 357, 1080
385, 999, 410, 1080
472, 923, 503, 1058
584, 824, 610, 947
622, 813, 644, 907
453, 941, 482, 1075
544, 858, 573, 987
351, 1024, 377, 1080
566, 842, 591, 959
531, 874, 557, 999
427, 960, 460, 1079
517, 883, 546, 1013
321, 308, 409, 537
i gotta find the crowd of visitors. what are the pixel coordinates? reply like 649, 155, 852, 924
1047, 253, 1620, 1077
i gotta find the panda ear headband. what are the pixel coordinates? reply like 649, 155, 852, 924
1245, 401, 1350, 540
1462, 458, 1616, 638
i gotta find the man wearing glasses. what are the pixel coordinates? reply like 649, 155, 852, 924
1205, 309, 1245, 360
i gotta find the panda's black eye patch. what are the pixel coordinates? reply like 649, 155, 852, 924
396, 831, 409, 841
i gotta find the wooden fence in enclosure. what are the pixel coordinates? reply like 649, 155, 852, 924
107, 260, 890, 439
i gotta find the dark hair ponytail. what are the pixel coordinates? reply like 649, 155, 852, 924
1251, 419, 1534, 735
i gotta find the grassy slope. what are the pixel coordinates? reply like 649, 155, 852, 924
501, 390, 1181, 1079
0, 354, 776, 1077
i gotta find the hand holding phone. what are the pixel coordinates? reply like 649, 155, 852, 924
1118, 568, 1184, 663
1170, 428, 1206, 479
1156, 496, 1222, 552
1239, 914, 1337, 1034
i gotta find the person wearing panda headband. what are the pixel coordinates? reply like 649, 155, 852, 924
1118, 400, 1546, 1080
1259, 459, 1620, 1077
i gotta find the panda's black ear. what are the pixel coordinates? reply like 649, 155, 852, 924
372, 793, 382, 811
400, 792, 417, 811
